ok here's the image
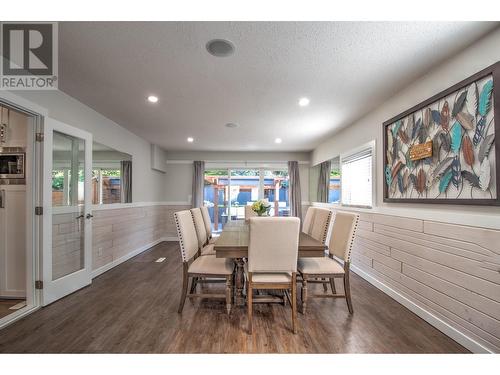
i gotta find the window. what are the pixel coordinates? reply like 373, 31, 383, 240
341, 147, 373, 207
92, 168, 121, 204
263, 169, 289, 217
328, 157, 341, 204
203, 167, 290, 232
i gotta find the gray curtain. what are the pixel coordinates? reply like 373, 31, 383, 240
120, 160, 132, 203
317, 160, 331, 203
287, 161, 302, 220
192, 160, 205, 208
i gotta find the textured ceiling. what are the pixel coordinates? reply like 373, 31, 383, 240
58, 22, 498, 151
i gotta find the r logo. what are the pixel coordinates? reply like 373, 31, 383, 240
2, 23, 53, 76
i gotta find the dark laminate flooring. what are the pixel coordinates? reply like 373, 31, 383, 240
0, 242, 469, 353
0, 300, 25, 320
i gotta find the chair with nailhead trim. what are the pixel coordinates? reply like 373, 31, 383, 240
174, 210, 234, 314
297, 211, 359, 314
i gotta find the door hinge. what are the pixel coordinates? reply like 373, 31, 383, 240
35, 206, 43, 215
35, 132, 44, 142
35, 280, 43, 289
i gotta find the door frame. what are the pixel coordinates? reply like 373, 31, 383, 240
0, 94, 45, 330
41, 118, 93, 306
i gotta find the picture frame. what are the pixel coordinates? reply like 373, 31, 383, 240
383, 61, 500, 205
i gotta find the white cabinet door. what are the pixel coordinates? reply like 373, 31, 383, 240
0, 186, 27, 298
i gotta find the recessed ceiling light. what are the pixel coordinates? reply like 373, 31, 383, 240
298, 97, 310, 107
275, 138, 282, 144
187, 137, 194, 143
147, 95, 159, 103
206, 39, 235, 57
225, 123, 239, 128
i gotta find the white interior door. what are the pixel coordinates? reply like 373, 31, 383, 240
42, 118, 92, 306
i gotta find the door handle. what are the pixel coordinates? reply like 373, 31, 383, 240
0, 190, 5, 209
75, 214, 84, 220
86, 213, 94, 220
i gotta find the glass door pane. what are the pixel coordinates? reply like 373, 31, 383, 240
43, 119, 92, 306
51, 131, 85, 280
229, 169, 260, 220
263, 170, 290, 216
204, 169, 230, 232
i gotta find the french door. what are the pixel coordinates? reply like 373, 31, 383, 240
229, 169, 260, 220
42, 118, 92, 306
204, 167, 291, 231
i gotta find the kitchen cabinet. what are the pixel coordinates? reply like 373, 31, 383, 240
0, 185, 26, 298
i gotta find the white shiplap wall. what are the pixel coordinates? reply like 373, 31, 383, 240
319, 206, 500, 353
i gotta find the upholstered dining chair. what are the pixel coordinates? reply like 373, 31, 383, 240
244, 205, 257, 221
302, 207, 316, 234
297, 211, 359, 314
309, 207, 333, 245
190, 208, 215, 255
200, 206, 217, 244
306, 207, 333, 292
246, 217, 300, 334
175, 210, 234, 314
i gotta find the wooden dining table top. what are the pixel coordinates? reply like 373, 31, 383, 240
214, 220, 327, 259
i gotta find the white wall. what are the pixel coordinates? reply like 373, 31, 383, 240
10, 90, 167, 203
164, 151, 311, 204
311, 27, 500, 229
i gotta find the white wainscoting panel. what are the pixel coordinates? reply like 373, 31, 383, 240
315, 205, 500, 353
53, 203, 190, 280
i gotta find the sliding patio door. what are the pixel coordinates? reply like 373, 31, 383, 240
263, 169, 290, 217
42, 119, 93, 306
229, 169, 260, 220
204, 167, 291, 231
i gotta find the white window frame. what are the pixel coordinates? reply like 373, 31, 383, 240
339, 140, 376, 209
203, 163, 291, 222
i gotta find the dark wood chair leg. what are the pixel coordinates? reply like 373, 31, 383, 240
190, 276, 198, 294
247, 274, 253, 334
322, 278, 329, 292
330, 277, 337, 294
301, 275, 308, 314
178, 264, 189, 313
344, 272, 353, 314
291, 273, 298, 334
226, 275, 232, 315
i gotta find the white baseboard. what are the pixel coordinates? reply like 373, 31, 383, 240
0, 290, 26, 299
91, 236, 179, 278
351, 264, 492, 354
0, 304, 39, 330
2, 237, 181, 331
92, 238, 166, 279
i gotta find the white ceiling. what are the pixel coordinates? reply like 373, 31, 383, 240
59, 22, 498, 152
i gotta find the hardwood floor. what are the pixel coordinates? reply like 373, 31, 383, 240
0, 300, 25, 320
0, 242, 468, 353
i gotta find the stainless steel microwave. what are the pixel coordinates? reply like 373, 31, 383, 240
0, 152, 25, 179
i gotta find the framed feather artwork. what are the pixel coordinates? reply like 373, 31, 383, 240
383, 62, 500, 205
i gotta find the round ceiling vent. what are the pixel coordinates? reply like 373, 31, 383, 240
206, 39, 235, 57
225, 122, 239, 128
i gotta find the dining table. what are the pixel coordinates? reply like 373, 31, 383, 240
214, 220, 327, 306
